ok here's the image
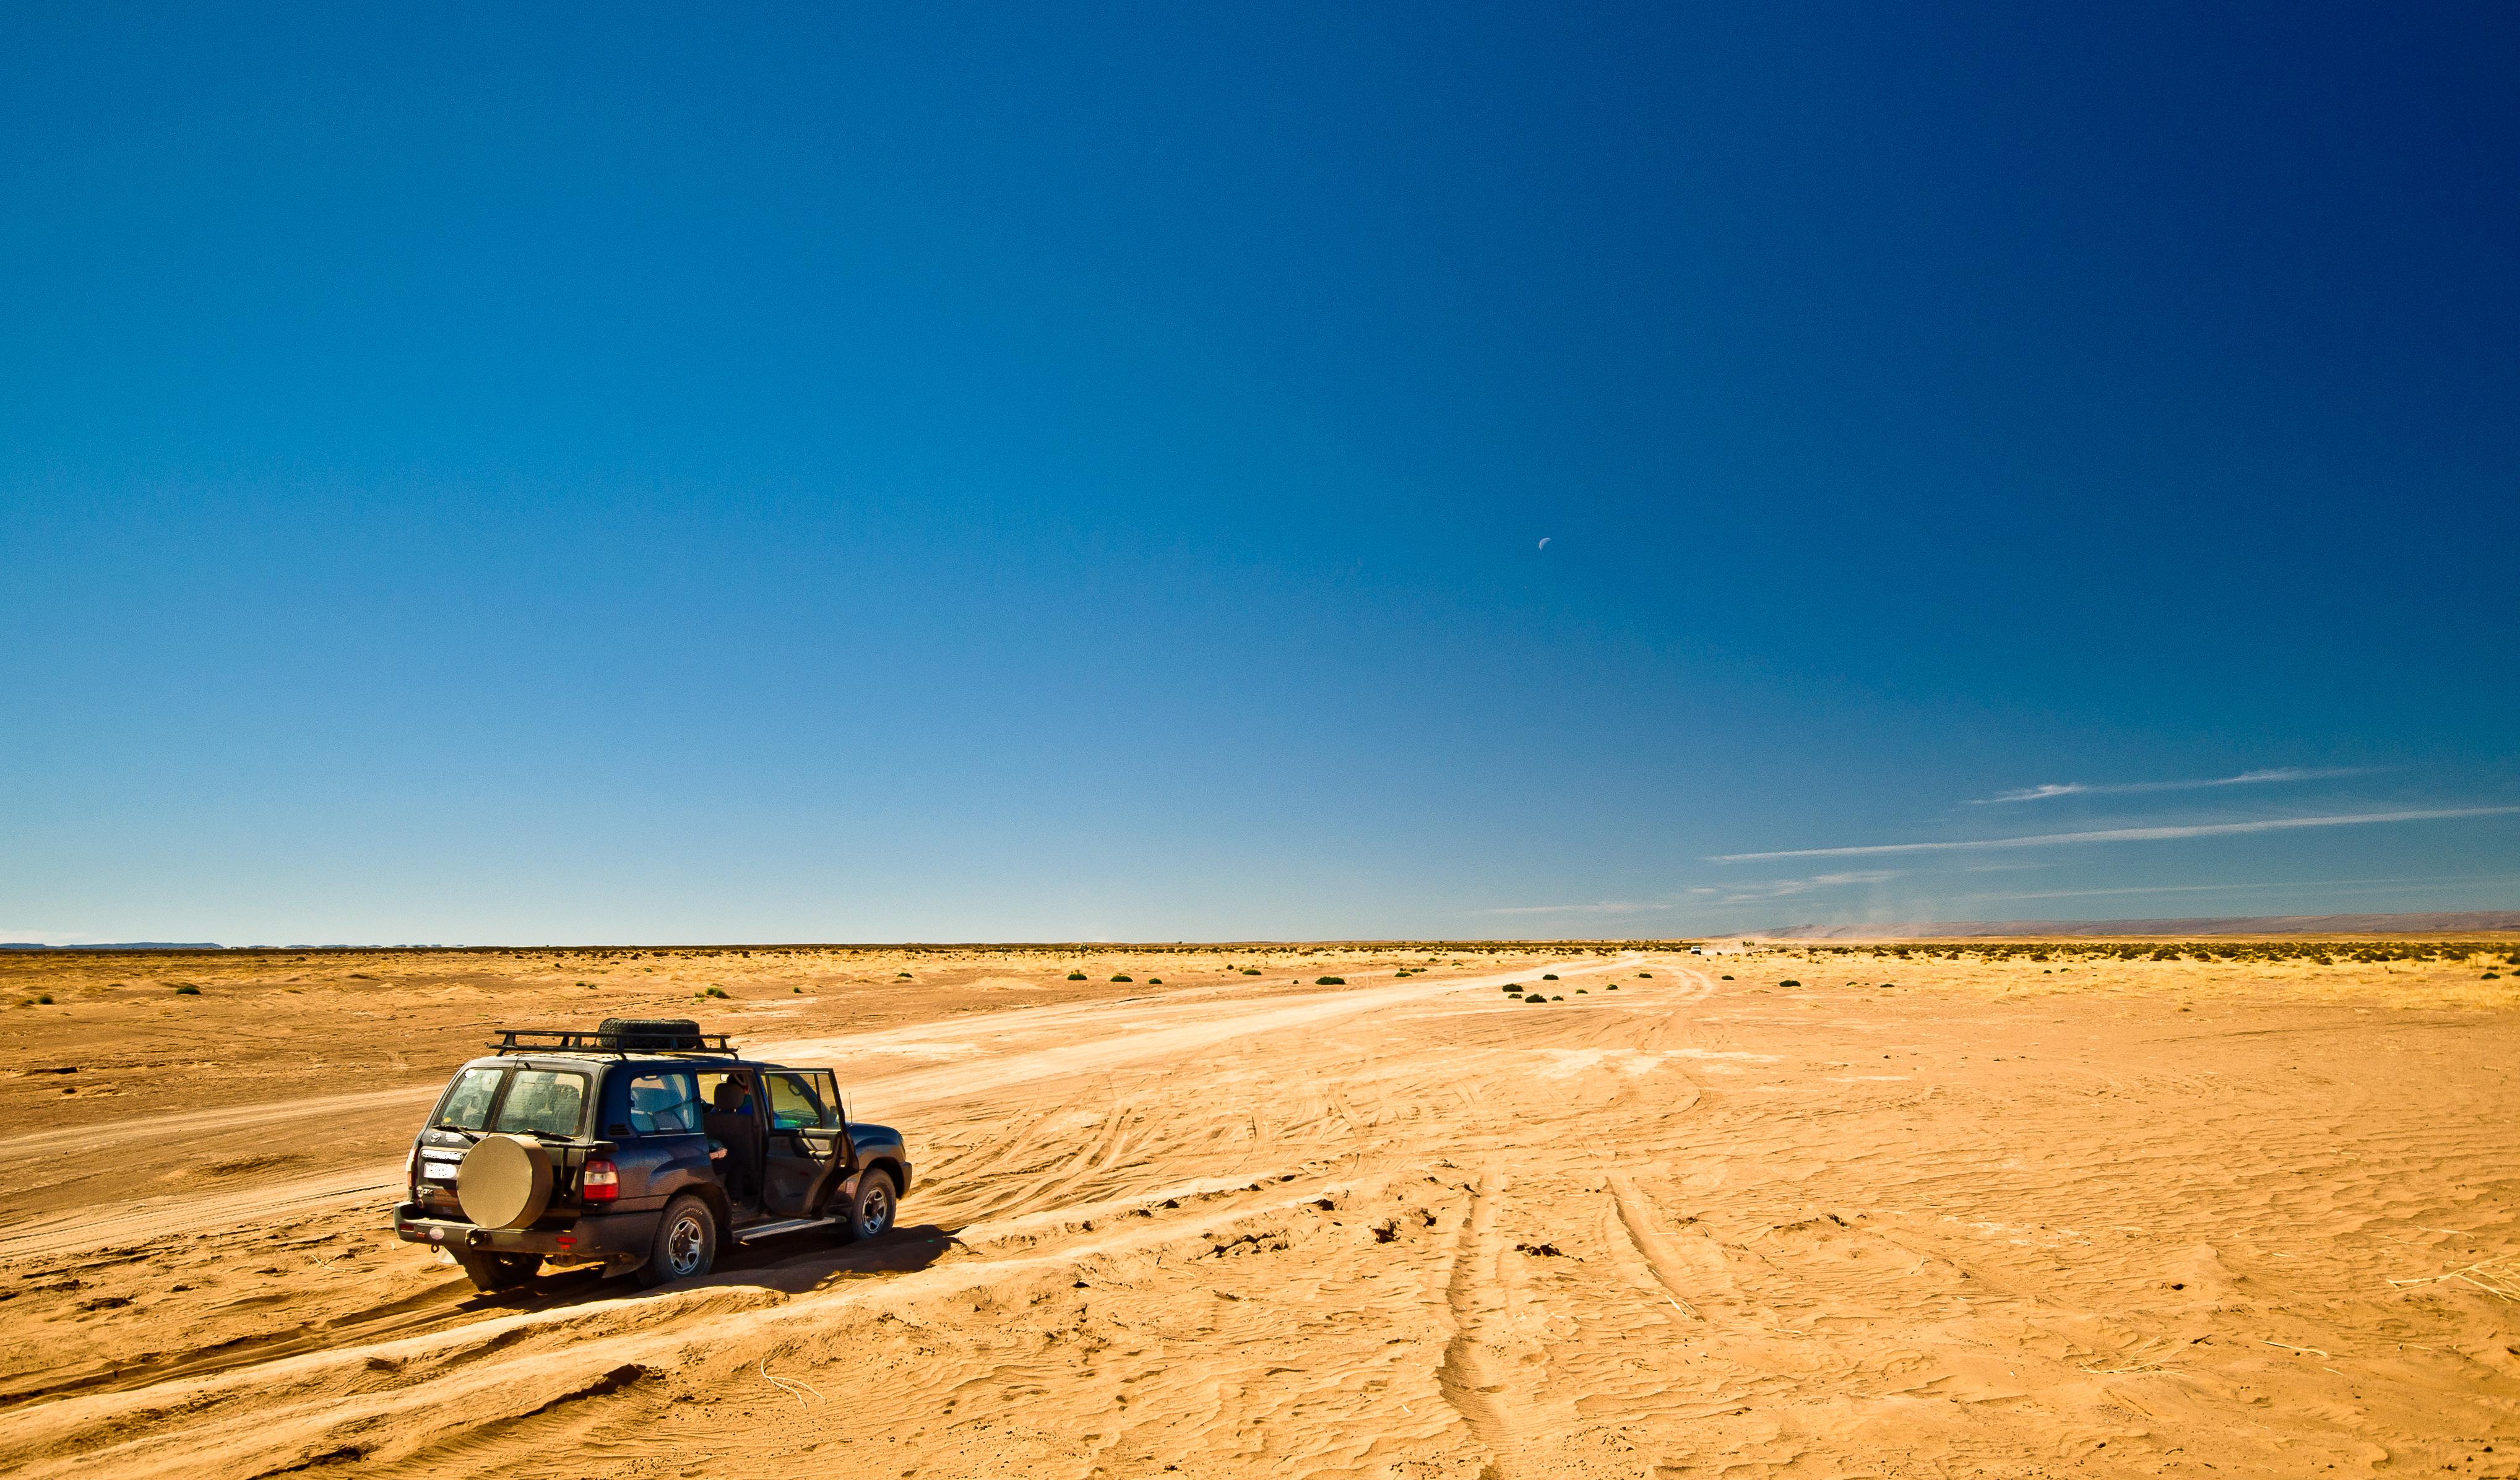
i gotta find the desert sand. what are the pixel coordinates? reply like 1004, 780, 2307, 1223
1, 939, 2514, 1478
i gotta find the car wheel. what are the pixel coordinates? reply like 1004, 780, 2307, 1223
835, 1168, 897, 1244
454, 1250, 540, 1292
638, 1193, 718, 1287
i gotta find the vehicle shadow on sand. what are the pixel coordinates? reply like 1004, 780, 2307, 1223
714, 1221, 960, 1293
520, 1221, 964, 1302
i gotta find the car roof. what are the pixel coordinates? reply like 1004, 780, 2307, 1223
454, 1054, 810, 1075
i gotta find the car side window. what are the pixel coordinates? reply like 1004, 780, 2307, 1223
810, 1071, 843, 1125
434, 1067, 503, 1131
626, 1071, 702, 1135
764, 1071, 836, 1130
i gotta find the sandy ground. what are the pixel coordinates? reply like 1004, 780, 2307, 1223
0, 941, 2515, 1478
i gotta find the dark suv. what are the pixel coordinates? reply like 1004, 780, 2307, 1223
392, 1019, 913, 1291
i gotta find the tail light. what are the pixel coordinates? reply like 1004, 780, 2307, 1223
406, 1143, 421, 1193
581, 1159, 619, 1203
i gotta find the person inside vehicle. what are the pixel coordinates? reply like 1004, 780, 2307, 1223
704, 1074, 764, 1205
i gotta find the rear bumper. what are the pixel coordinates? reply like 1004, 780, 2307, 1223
393, 1203, 658, 1263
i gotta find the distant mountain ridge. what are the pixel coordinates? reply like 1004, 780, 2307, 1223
1756, 912, 2520, 940
0, 941, 226, 951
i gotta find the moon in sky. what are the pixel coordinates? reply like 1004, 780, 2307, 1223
1537, 536, 1551, 550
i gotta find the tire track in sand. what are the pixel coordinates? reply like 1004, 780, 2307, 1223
1438, 1171, 1523, 1478
9, 959, 1642, 1265
1609, 1172, 1704, 1320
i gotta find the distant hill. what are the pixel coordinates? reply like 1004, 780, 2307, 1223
1757, 912, 2520, 940
0, 941, 226, 951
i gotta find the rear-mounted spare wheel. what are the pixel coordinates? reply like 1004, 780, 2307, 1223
457, 1133, 556, 1229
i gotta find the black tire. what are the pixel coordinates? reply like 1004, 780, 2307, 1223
834, 1167, 897, 1244
637, 1193, 718, 1287
454, 1250, 540, 1292
598, 1018, 703, 1052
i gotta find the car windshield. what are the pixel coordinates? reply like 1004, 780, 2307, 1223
492, 1068, 589, 1138
433, 1067, 503, 1131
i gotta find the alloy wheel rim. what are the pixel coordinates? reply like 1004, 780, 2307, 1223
668, 1214, 706, 1273
863, 1187, 890, 1236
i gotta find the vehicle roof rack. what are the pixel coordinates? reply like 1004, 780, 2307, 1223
488, 1027, 741, 1057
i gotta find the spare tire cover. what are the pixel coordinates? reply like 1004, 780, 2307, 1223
457, 1133, 555, 1229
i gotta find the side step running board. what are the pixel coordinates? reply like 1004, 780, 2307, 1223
733, 1216, 835, 1244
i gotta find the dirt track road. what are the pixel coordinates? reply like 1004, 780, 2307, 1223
2, 950, 2514, 1478
0, 956, 1640, 1261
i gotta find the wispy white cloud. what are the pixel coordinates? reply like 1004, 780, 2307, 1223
1952, 873, 2520, 904
1948, 880, 2333, 903
1699, 870, 1899, 904
1970, 767, 2367, 805
1478, 899, 1672, 917
1712, 806, 2520, 863
1482, 870, 1899, 916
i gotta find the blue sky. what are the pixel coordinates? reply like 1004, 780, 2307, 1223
4, 4, 2515, 944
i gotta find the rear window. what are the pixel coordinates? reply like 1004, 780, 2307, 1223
433, 1067, 503, 1131
492, 1069, 589, 1138
626, 1071, 703, 1135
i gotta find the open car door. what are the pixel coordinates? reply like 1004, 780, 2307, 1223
760, 1070, 850, 1216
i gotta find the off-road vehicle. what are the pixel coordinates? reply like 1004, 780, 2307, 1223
392, 1019, 912, 1291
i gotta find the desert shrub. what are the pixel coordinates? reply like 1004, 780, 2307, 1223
38, 992, 58, 1003
1525, 995, 1548, 1006
1148, 977, 1163, 985
1067, 971, 1087, 980
172, 985, 199, 996
1721, 974, 1733, 980
1576, 988, 1588, 993
1780, 979, 1801, 987
1241, 968, 1262, 976
1542, 974, 1559, 980
1551, 995, 1564, 1000
897, 972, 913, 979
1111, 974, 1133, 982
1501, 984, 1521, 992
1638, 971, 1652, 978
1606, 984, 1620, 990
1316, 976, 1345, 985
702, 986, 730, 998
792, 986, 803, 993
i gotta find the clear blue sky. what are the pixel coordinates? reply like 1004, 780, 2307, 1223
4, 4, 2515, 944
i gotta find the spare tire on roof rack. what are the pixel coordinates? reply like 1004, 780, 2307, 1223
597, 1017, 706, 1052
